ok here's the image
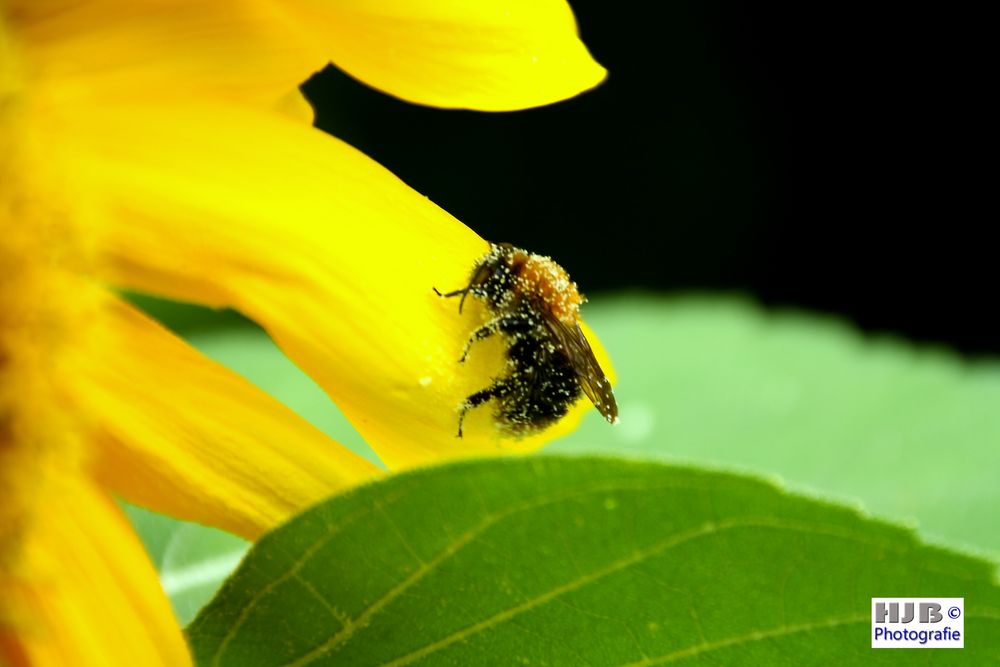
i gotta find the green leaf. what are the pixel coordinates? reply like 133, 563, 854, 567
188, 457, 1000, 666
125, 503, 249, 625
123, 291, 248, 333
553, 296, 1000, 556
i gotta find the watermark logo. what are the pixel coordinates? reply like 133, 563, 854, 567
871, 598, 963, 648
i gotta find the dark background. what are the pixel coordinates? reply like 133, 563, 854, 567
302, 2, 993, 355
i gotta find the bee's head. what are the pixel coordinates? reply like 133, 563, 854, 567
468, 243, 526, 305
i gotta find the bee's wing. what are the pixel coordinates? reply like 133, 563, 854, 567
544, 317, 618, 423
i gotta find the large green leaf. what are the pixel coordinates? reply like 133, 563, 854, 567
188, 457, 1000, 666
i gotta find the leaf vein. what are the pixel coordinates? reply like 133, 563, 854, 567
375, 517, 892, 667
209, 489, 408, 667
281, 478, 714, 667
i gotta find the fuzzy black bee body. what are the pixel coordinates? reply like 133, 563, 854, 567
435, 242, 618, 437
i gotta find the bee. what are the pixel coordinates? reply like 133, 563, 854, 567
434, 242, 618, 437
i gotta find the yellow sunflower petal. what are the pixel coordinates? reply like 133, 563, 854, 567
57, 103, 614, 470
1, 473, 190, 667
10, 0, 322, 109
68, 296, 381, 540
11, 0, 603, 113
274, 88, 316, 123
280, 0, 606, 110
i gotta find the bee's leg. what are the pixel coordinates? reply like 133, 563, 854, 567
458, 315, 528, 363
457, 380, 512, 437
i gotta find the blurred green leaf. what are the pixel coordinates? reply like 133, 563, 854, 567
553, 296, 1000, 556
167, 295, 1000, 555
125, 504, 248, 625
123, 292, 248, 332
188, 457, 1000, 666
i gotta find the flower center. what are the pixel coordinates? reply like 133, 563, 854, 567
1, 10, 93, 574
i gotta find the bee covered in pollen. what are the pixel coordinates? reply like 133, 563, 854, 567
434, 242, 618, 437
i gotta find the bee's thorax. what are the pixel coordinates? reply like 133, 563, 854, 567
504, 253, 582, 326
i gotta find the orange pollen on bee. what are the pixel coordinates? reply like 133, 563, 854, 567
516, 255, 583, 324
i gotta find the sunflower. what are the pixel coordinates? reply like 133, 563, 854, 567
1, 1, 609, 664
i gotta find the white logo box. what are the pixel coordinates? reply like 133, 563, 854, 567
871, 597, 964, 649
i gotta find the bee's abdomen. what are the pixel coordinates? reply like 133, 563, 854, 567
498, 335, 581, 431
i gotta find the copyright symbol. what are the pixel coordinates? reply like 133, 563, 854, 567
948, 606, 961, 619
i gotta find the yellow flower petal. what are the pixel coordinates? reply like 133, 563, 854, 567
1, 473, 190, 667
57, 102, 613, 470
68, 296, 381, 539
11, 0, 604, 113
10, 0, 322, 109
274, 88, 316, 123
281, 0, 607, 110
